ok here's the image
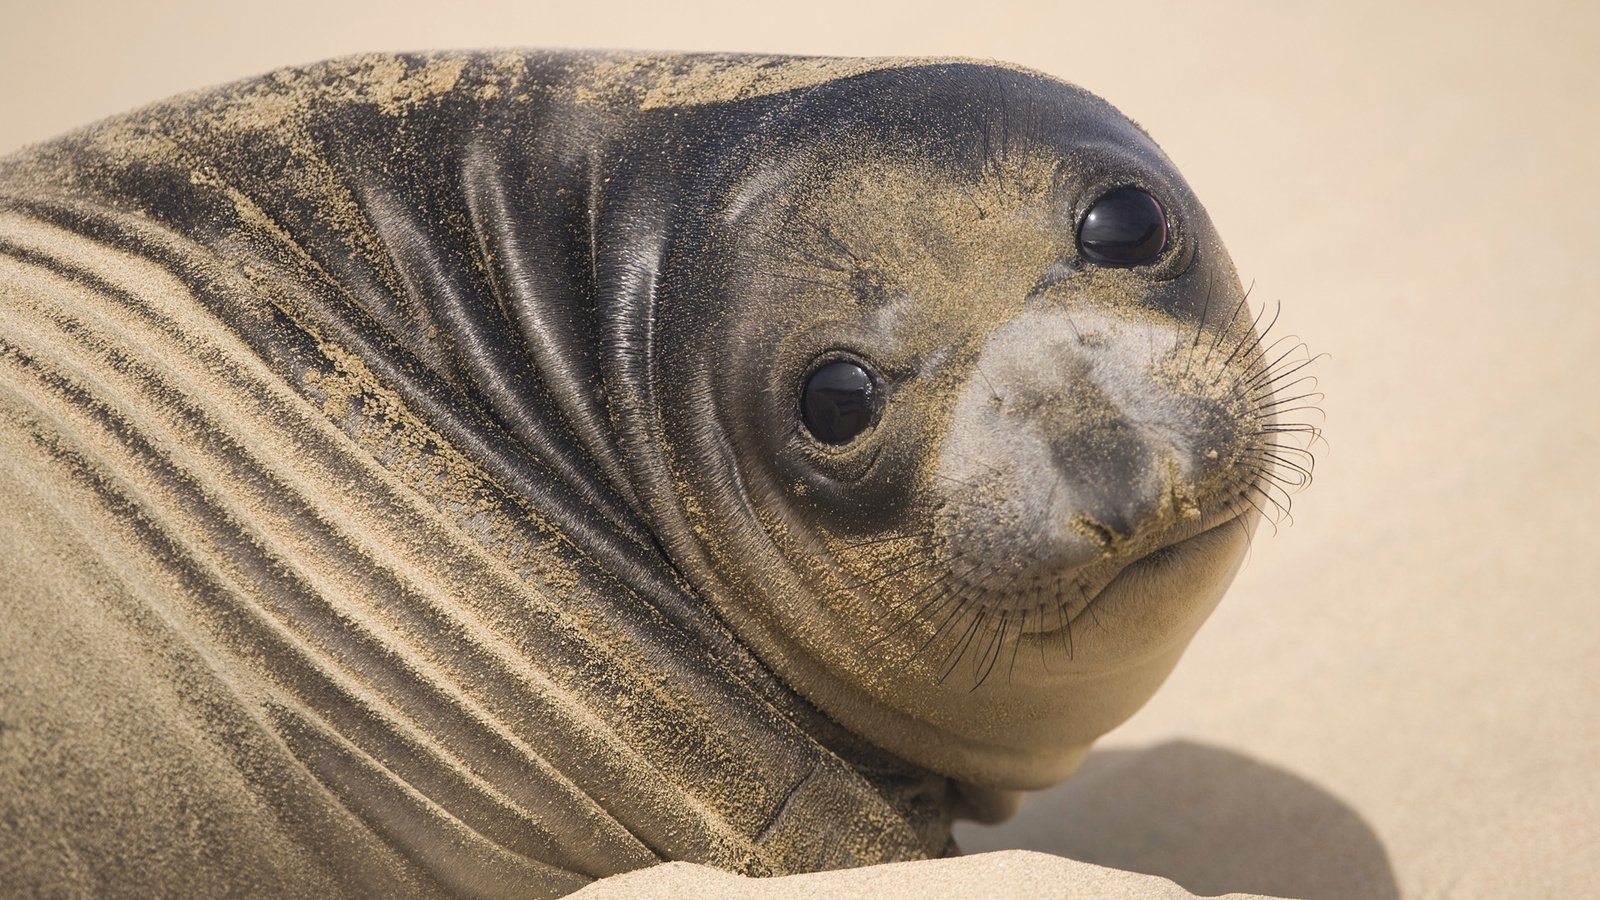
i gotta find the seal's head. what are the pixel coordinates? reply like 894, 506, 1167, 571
620, 63, 1309, 791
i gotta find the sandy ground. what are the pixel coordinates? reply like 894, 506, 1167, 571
4, 2, 1596, 897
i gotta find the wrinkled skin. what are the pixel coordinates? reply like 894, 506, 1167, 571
0, 51, 1286, 898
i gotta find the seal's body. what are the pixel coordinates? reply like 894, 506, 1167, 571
0, 52, 1298, 897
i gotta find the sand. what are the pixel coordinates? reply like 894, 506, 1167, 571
571, 851, 1279, 898
2, 1, 1596, 898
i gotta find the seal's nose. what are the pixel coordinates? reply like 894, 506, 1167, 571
1043, 389, 1171, 558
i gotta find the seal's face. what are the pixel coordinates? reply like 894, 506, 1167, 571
649, 70, 1292, 790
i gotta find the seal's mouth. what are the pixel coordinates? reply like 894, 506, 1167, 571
1026, 508, 1253, 637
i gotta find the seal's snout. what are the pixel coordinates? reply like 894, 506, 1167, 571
933, 307, 1236, 588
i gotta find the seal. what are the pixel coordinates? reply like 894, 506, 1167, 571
0, 51, 1313, 897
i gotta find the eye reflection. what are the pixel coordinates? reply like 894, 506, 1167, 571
801, 359, 879, 444
1078, 186, 1169, 266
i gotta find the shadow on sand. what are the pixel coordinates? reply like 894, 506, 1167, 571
953, 740, 1398, 900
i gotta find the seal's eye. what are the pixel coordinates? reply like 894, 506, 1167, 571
1078, 186, 1169, 266
801, 360, 879, 444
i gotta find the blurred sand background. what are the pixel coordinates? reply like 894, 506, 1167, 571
5, 2, 1596, 897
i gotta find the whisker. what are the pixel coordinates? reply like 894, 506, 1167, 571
1182, 275, 1216, 378
1249, 373, 1319, 402
973, 364, 1005, 406
929, 470, 984, 490
1248, 352, 1328, 391
865, 563, 963, 648
845, 553, 937, 589
1009, 608, 1027, 683
1241, 449, 1314, 482
943, 449, 1005, 477
1221, 300, 1281, 370
1236, 334, 1307, 387
934, 589, 979, 672
971, 608, 1011, 690
1254, 389, 1325, 413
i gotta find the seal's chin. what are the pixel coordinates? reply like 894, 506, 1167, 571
897, 507, 1255, 789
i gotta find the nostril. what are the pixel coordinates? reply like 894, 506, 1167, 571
1071, 514, 1122, 552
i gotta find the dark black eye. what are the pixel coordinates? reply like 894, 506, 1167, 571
1078, 186, 1169, 266
801, 359, 879, 444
